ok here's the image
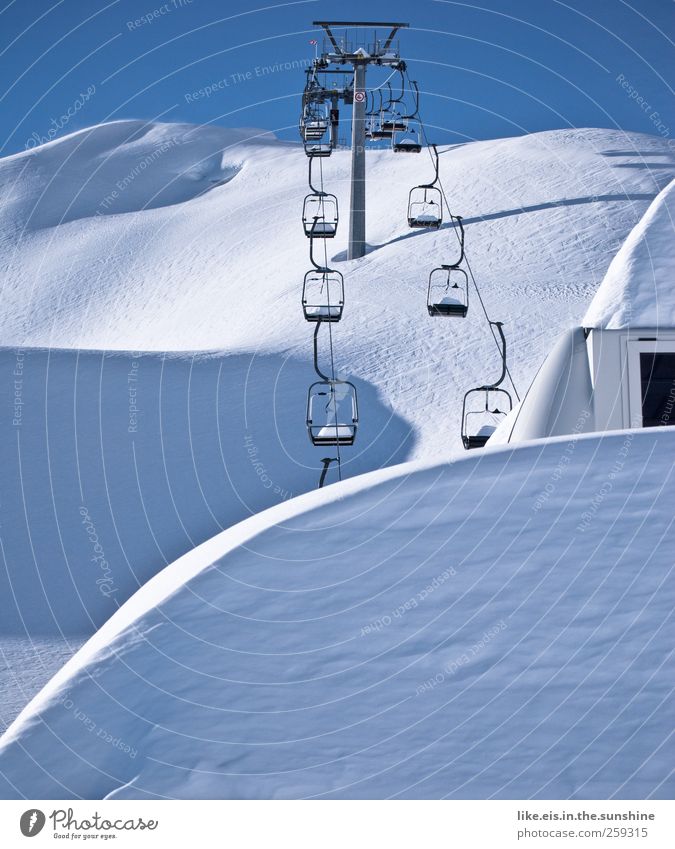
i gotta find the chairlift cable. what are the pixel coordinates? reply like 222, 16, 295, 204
371, 66, 399, 92
317, 153, 343, 480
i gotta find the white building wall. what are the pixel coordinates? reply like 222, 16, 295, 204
589, 328, 675, 431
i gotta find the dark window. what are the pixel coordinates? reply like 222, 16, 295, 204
640, 353, 675, 427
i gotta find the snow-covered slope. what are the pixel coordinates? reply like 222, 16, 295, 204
2, 121, 672, 472
584, 178, 675, 328
1, 123, 673, 793
2, 121, 672, 354
0, 346, 409, 635
1, 124, 672, 627
1, 428, 673, 800
0, 122, 673, 717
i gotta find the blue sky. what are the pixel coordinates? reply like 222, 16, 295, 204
0, 0, 673, 154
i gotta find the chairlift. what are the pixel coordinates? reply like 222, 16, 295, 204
461, 322, 513, 449
393, 122, 422, 153
303, 194, 338, 237
304, 122, 333, 157
303, 120, 328, 139
383, 113, 409, 133
408, 185, 441, 226
427, 217, 468, 316
408, 144, 443, 227
461, 387, 512, 449
300, 100, 330, 141
299, 105, 326, 136
392, 80, 422, 152
428, 266, 468, 317
303, 118, 333, 156
306, 322, 358, 446
301, 103, 332, 152
368, 91, 394, 140
302, 156, 338, 237
371, 119, 394, 140
381, 74, 409, 132
364, 91, 377, 140
307, 380, 358, 445
302, 269, 344, 322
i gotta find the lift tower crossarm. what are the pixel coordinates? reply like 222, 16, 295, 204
312, 21, 409, 62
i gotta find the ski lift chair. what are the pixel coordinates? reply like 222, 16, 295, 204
460, 321, 513, 449
303, 117, 333, 157
393, 122, 422, 153
427, 216, 467, 315
303, 192, 339, 238
382, 111, 408, 133
407, 144, 444, 228
392, 79, 423, 151
381, 75, 409, 134
461, 387, 512, 449
302, 269, 344, 322
304, 138, 333, 157
307, 380, 358, 446
364, 93, 379, 140
367, 113, 393, 140
303, 121, 328, 140
300, 112, 328, 140
371, 118, 394, 140
301, 100, 330, 139
427, 266, 468, 317
407, 186, 442, 228
366, 107, 389, 139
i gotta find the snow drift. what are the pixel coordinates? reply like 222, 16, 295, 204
583, 177, 675, 329
0, 428, 673, 800
0, 346, 410, 635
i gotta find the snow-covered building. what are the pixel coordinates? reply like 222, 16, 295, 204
494, 178, 675, 443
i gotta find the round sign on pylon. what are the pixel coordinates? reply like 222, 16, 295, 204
354, 90, 366, 103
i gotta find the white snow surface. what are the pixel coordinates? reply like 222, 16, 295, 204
0, 428, 673, 799
2, 121, 671, 353
583, 178, 675, 328
0, 638, 86, 732
0, 122, 673, 641
0, 121, 673, 741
